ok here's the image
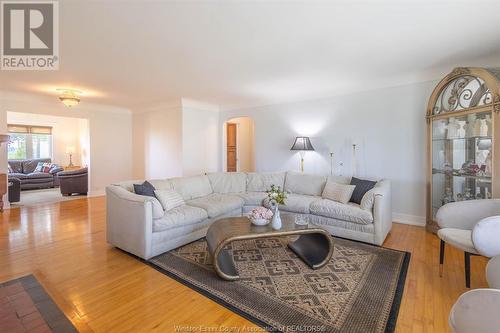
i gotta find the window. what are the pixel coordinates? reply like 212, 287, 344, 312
7, 124, 53, 160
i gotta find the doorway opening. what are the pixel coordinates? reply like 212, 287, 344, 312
223, 117, 255, 172
6, 111, 90, 207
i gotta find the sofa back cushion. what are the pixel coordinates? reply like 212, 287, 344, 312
23, 158, 51, 174
169, 175, 213, 200
8, 160, 23, 173
327, 175, 351, 185
149, 179, 174, 191
113, 180, 144, 192
284, 172, 327, 196
246, 172, 286, 192
207, 172, 247, 194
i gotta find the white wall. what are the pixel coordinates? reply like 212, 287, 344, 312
0, 110, 7, 208
78, 118, 90, 168
220, 80, 437, 223
223, 117, 255, 172
0, 91, 133, 196
182, 105, 220, 176
7, 112, 87, 167
132, 99, 220, 179
132, 105, 183, 179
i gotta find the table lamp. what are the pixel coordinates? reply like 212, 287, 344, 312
66, 146, 75, 167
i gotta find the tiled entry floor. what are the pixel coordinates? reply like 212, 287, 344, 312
0, 275, 77, 333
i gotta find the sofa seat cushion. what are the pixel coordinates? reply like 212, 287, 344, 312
8, 172, 28, 179
237, 192, 267, 206
26, 172, 53, 179
153, 205, 208, 232
437, 228, 478, 254
264, 194, 320, 214
187, 193, 244, 218
310, 199, 374, 225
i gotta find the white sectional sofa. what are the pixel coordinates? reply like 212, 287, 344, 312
106, 171, 392, 260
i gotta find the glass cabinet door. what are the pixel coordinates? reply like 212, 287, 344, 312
431, 111, 493, 218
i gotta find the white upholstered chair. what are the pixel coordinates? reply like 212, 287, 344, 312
436, 199, 500, 288
449, 256, 500, 333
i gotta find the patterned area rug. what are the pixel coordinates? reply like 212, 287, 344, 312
148, 236, 410, 333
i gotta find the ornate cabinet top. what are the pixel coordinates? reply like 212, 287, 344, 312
428, 67, 500, 117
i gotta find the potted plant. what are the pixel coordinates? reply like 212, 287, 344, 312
266, 184, 287, 230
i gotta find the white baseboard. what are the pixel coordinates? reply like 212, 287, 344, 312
88, 190, 105, 197
392, 213, 426, 227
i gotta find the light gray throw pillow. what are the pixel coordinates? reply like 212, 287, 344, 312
154, 189, 185, 211
322, 181, 355, 204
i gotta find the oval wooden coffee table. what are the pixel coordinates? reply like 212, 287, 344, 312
206, 215, 334, 281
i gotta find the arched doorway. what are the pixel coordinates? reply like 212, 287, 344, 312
222, 117, 255, 172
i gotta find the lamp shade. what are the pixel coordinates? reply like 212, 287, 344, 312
290, 137, 315, 151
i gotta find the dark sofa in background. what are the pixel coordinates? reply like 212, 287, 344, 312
8, 158, 64, 190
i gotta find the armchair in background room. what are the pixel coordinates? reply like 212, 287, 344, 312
58, 167, 88, 196
436, 199, 500, 288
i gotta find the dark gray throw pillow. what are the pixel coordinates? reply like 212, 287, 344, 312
349, 177, 377, 204
133, 181, 156, 197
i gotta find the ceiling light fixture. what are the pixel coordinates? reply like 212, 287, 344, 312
57, 89, 82, 107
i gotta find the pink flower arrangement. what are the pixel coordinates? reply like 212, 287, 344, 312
248, 207, 273, 221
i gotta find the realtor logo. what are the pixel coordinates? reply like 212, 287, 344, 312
1, 1, 59, 70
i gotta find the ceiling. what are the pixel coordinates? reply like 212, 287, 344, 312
2, 0, 500, 111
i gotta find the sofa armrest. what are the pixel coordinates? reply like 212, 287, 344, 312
106, 185, 162, 259
58, 167, 88, 177
372, 180, 392, 245
436, 199, 500, 230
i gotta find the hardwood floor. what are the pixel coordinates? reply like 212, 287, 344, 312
0, 197, 489, 332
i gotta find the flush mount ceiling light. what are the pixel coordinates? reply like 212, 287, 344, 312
57, 89, 82, 107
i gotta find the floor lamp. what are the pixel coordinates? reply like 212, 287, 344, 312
290, 137, 315, 172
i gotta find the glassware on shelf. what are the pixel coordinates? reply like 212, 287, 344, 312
486, 115, 492, 137
464, 188, 473, 200
457, 120, 466, 138
427, 68, 500, 232
433, 120, 447, 139
446, 117, 460, 139
431, 111, 493, 219
294, 214, 308, 226
465, 114, 476, 137
442, 187, 454, 205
